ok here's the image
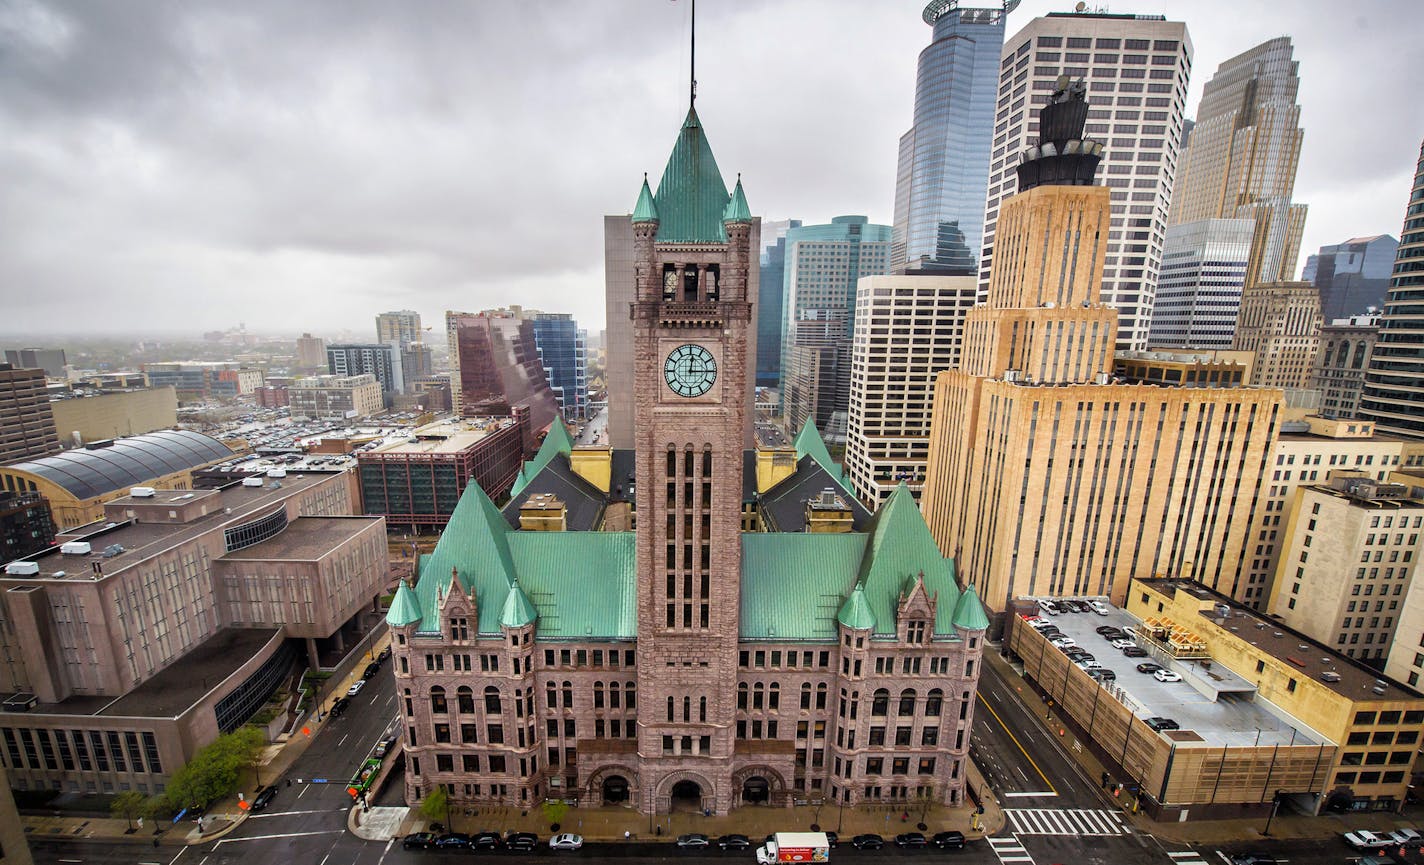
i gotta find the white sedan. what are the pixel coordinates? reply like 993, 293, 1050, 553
1111, 638, 1136, 650
550, 833, 584, 851
1153, 669, 1182, 683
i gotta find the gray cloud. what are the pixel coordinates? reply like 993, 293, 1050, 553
1, 0, 1418, 338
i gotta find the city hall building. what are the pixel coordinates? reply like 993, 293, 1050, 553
387, 105, 989, 816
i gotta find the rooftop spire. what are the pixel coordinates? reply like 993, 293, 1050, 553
690, 0, 697, 109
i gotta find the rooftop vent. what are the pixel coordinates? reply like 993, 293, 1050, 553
4, 562, 39, 576
1373, 685, 1388, 695
130, 486, 156, 498
101, 544, 125, 558
242, 477, 264, 487
59, 541, 91, 556
1299, 644, 1309, 651
1320, 671, 1342, 683
1273, 632, 1284, 638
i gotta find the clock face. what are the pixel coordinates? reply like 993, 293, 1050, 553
664, 344, 718, 398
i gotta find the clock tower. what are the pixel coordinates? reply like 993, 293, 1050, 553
630, 106, 754, 816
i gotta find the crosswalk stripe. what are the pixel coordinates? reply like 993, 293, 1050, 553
1004, 807, 1129, 836
988, 835, 1036, 865
1167, 853, 1207, 865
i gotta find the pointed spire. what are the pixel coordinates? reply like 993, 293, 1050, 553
836, 582, 876, 631
652, 107, 731, 243
499, 579, 538, 629
952, 584, 991, 632
723, 174, 751, 224
386, 579, 423, 627
511, 420, 576, 498
632, 173, 659, 224
793, 421, 853, 493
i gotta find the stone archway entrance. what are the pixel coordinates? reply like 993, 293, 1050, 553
741, 776, 770, 805
602, 775, 629, 805
671, 779, 703, 812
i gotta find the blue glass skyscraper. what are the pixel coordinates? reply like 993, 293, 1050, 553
756, 218, 801, 389
891, 0, 1017, 274
529, 313, 588, 422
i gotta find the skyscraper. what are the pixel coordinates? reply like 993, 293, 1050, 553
1304, 235, 1399, 322
891, 0, 1016, 274
2, 349, 66, 379
1231, 281, 1322, 390
1148, 218, 1253, 348
603, 216, 637, 448
326, 343, 403, 396
0, 364, 60, 463
1313, 314, 1380, 418
528, 313, 589, 421
1168, 37, 1307, 288
980, 11, 1192, 350
781, 217, 891, 442
376, 309, 423, 348
295, 332, 326, 370
1359, 141, 1424, 439
755, 218, 801, 389
449, 310, 562, 433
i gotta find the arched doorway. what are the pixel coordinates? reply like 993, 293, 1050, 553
741, 777, 770, 805
671, 780, 703, 812
602, 775, 629, 805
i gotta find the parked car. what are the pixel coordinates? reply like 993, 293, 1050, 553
852, 834, 885, 850
549, 833, 584, 850
1136, 662, 1163, 674
377, 646, 391, 662
374, 734, 399, 758
1154, 669, 1182, 683
1095, 625, 1121, 636
932, 830, 966, 850
676, 833, 710, 848
250, 785, 277, 812
1094, 669, 1117, 682
894, 832, 928, 848
346, 680, 366, 697
1345, 830, 1395, 851
718, 834, 752, 850
329, 696, 351, 718
1075, 658, 1103, 670
1111, 638, 1136, 650
1090, 600, 1111, 615
1038, 601, 1061, 616
824, 831, 839, 848
401, 832, 438, 850
1122, 646, 1148, 658
362, 662, 380, 680
506, 832, 539, 852
470, 831, 503, 850
1390, 829, 1424, 848
1049, 636, 1077, 649
1145, 717, 1180, 731
434, 833, 473, 851
1100, 630, 1126, 642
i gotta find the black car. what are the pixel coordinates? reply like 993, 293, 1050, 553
1122, 646, 1148, 658
932, 831, 966, 850
506, 832, 539, 852
1094, 669, 1117, 682
250, 785, 277, 812
329, 696, 351, 718
1069, 600, 1093, 613
434, 833, 473, 851
377, 646, 392, 662
1136, 662, 1163, 674
1095, 625, 1121, 635
852, 834, 885, 850
1100, 630, 1126, 641
824, 831, 839, 848
1145, 717, 1180, 731
895, 832, 928, 848
471, 831, 504, 850
402, 832, 438, 850
718, 834, 752, 850
362, 662, 380, 680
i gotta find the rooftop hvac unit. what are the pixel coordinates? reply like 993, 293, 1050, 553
266, 468, 287, 478
242, 477, 264, 487
1320, 671, 1342, 683
130, 486, 156, 498
101, 544, 125, 558
59, 542, 91, 556
4, 562, 40, 576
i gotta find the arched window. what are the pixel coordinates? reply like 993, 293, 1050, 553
898, 688, 917, 716
769, 682, 780, 710
594, 681, 605, 709
484, 686, 502, 714
801, 683, 812, 710
546, 681, 557, 710
871, 688, 889, 716
925, 689, 943, 717
683, 695, 691, 722
699, 696, 707, 722
1352, 340, 1369, 369
753, 683, 765, 710
816, 682, 827, 710
610, 682, 621, 709
457, 686, 475, 714
430, 686, 447, 714
738, 682, 749, 711
562, 681, 573, 708
625, 681, 636, 709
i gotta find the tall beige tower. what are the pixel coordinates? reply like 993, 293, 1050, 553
922, 81, 1281, 622
1169, 37, 1307, 287
1231, 280, 1322, 389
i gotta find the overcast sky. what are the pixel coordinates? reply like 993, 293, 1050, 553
2, 0, 1418, 340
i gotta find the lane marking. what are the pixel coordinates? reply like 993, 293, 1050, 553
978, 695, 1057, 793
214, 830, 343, 846
245, 808, 346, 818
1002, 791, 1058, 798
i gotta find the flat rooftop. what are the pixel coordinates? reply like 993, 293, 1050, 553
219, 515, 382, 560
1032, 602, 1321, 747
3, 628, 279, 719
368, 417, 517, 455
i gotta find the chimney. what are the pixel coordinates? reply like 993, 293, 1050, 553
519, 493, 567, 532
805, 488, 853, 533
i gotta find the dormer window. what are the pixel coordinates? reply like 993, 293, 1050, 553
906, 621, 926, 644
450, 617, 468, 641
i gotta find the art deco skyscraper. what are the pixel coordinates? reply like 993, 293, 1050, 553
891, 0, 1017, 274
1168, 37, 1307, 287
980, 11, 1193, 351
1359, 140, 1424, 439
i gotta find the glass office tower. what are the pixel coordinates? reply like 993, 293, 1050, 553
891, 0, 1018, 274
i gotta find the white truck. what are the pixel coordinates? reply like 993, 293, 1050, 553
756, 832, 830, 865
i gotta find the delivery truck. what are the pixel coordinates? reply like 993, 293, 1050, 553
756, 832, 830, 864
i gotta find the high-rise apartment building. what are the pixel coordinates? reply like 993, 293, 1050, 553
843, 274, 977, 508
1168, 37, 1307, 288
3, 349, 66, 379
400, 341, 435, 391
1359, 141, 1424, 439
327, 343, 403, 396
0, 365, 60, 464
980, 11, 1192, 350
755, 218, 801, 389
529, 313, 589, 421
891, 0, 1016, 274
1231, 281, 1322, 390
1314, 314, 1381, 418
1305, 235, 1399, 322
1147, 217, 1253, 348
781, 217, 891, 442
295, 332, 327, 369
289, 374, 384, 419
921, 80, 1279, 620
376, 309, 423, 348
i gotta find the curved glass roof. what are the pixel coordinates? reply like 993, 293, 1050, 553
7, 430, 234, 500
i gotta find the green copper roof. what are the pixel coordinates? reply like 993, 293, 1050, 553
386, 580, 423, 627
952, 584, 990, 632
856, 483, 961, 637
511, 420, 575, 498
653, 107, 731, 243
793, 422, 852, 493
741, 533, 869, 641
723, 176, 751, 224
836, 583, 876, 631
499, 580, 538, 628
632, 175, 659, 223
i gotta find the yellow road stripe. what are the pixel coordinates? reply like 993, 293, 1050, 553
977, 693, 1057, 793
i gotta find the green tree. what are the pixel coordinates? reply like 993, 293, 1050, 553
110, 789, 146, 831
163, 727, 268, 812
419, 785, 449, 826
541, 799, 569, 829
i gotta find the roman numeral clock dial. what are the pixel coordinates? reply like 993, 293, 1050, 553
663, 344, 717, 398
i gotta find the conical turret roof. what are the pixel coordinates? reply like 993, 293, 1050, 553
952, 584, 991, 632
653, 107, 731, 242
632, 174, 659, 223
386, 580, 423, 627
723, 175, 751, 224
836, 582, 876, 631
499, 580, 538, 628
